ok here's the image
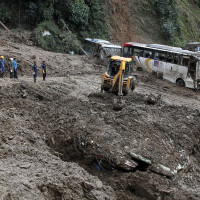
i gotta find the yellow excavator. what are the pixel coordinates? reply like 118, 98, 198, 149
101, 56, 137, 110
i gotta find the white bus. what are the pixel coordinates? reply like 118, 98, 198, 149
83, 38, 122, 59
123, 42, 200, 89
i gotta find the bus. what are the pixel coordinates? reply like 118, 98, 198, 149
123, 42, 200, 89
83, 38, 122, 59
185, 42, 200, 52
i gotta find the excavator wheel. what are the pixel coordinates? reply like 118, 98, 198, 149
123, 80, 132, 96
131, 77, 138, 90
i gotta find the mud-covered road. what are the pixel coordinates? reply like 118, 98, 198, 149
1, 32, 200, 200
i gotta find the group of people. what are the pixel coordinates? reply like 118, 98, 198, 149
32, 61, 47, 83
0, 56, 47, 83
0, 57, 18, 79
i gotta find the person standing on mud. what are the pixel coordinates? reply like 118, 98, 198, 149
9, 58, 14, 78
41, 61, 46, 81
0, 56, 5, 78
32, 62, 38, 83
13, 57, 18, 79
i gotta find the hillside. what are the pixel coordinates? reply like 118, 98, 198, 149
106, 0, 200, 46
0, 0, 199, 50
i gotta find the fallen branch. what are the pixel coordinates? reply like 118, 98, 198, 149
79, 45, 90, 58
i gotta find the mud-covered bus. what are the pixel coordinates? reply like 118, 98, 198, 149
83, 38, 122, 59
185, 42, 200, 52
123, 42, 200, 89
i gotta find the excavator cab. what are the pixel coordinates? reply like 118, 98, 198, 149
101, 56, 137, 96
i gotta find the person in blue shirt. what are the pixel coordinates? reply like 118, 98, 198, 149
13, 57, 18, 79
32, 62, 38, 83
0, 56, 5, 78
41, 61, 46, 81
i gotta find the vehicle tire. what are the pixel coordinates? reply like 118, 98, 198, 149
131, 77, 137, 90
176, 79, 185, 87
123, 81, 132, 96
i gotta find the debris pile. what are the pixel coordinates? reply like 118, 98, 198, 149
0, 31, 200, 199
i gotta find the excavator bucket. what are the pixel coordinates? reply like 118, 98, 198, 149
113, 96, 125, 111
101, 56, 136, 111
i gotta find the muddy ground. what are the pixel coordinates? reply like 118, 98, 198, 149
1, 31, 200, 200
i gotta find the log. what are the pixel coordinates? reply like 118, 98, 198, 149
79, 45, 90, 58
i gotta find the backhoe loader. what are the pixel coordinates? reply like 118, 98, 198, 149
101, 56, 137, 110
101, 56, 137, 95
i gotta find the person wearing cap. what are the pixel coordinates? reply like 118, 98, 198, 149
13, 58, 18, 79
32, 61, 38, 83
41, 61, 46, 81
0, 56, 5, 78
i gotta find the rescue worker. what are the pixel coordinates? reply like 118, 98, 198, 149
32, 61, 38, 83
41, 61, 46, 81
13, 57, 18, 79
9, 58, 14, 78
0, 56, 5, 78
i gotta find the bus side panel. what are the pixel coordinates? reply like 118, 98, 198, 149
137, 57, 155, 72
163, 65, 194, 88
163, 62, 178, 84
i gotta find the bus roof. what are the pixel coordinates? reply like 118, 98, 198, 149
123, 42, 198, 56
85, 38, 110, 44
85, 38, 122, 49
101, 43, 122, 49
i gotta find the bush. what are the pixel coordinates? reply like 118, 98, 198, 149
154, 0, 181, 44
33, 21, 80, 53
68, 0, 90, 30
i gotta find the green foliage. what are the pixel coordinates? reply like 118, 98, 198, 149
154, 0, 181, 44
25, 2, 38, 26
0, 0, 108, 52
68, 0, 90, 30
0, 3, 12, 24
33, 21, 80, 53
194, 0, 200, 7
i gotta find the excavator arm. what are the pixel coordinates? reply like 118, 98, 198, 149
111, 59, 127, 96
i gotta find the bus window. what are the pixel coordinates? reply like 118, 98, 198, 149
83, 41, 96, 54
182, 57, 189, 66
123, 46, 130, 57
133, 47, 143, 57
155, 52, 167, 61
173, 55, 181, 65
144, 50, 153, 58
166, 53, 173, 63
